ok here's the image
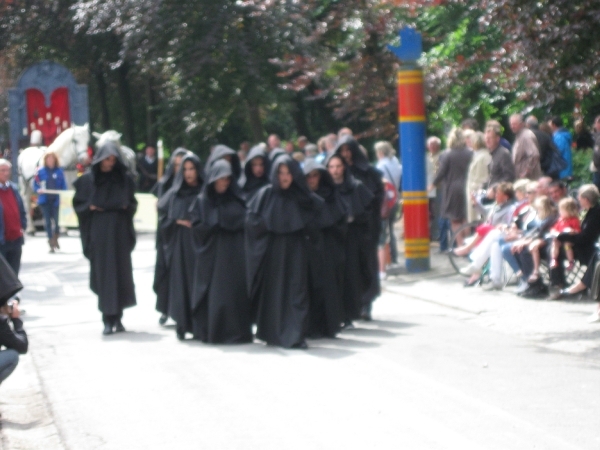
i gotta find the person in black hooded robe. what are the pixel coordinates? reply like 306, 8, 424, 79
152, 147, 189, 325
189, 160, 252, 344
157, 153, 204, 340
326, 154, 374, 327
73, 142, 137, 335
246, 155, 322, 349
205, 145, 242, 181
239, 145, 269, 201
303, 159, 347, 338
334, 135, 383, 320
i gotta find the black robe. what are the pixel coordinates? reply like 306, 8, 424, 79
239, 145, 269, 201
189, 160, 252, 344
326, 155, 374, 321
157, 154, 204, 334
246, 155, 322, 348
303, 160, 347, 338
152, 148, 190, 316
334, 135, 384, 310
72, 142, 137, 317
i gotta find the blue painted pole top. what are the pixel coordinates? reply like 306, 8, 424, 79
387, 27, 423, 63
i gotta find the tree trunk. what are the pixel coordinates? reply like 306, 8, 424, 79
246, 98, 263, 143
95, 64, 111, 131
146, 77, 158, 146
292, 92, 311, 139
116, 63, 135, 148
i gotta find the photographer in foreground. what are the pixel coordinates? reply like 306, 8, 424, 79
0, 299, 28, 385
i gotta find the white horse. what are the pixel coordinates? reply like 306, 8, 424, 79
17, 125, 90, 233
92, 130, 138, 177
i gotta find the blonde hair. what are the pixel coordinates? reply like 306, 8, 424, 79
471, 131, 486, 150
533, 195, 556, 220
558, 197, 579, 218
513, 179, 530, 195
374, 141, 394, 158
447, 127, 466, 150
43, 151, 60, 168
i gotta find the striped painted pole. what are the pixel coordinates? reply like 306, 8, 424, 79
398, 69, 430, 272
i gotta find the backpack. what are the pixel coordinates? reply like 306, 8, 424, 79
380, 180, 398, 219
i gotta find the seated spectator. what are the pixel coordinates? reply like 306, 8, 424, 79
454, 182, 516, 286
548, 180, 568, 204
508, 196, 558, 298
550, 184, 600, 300
549, 197, 581, 271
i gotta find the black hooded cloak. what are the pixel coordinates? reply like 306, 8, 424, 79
326, 154, 374, 322
189, 160, 251, 344
239, 145, 270, 201
157, 154, 204, 335
72, 142, 137, 318
246, 155, 323, 348
151, 148, 190, 198
152, 147, 190, 316
205, 145, 242, 181
334, 135, 384, 313
303, 159, 347, 337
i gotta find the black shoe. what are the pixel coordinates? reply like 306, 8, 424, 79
342, 320, 354, 330
115, 320, 126, 333
176, 329, 186, 340
103, 323, 114, 335
360, 306, 372, 321
520, 284, 549, 299
158, 314, 168, 326
550, 288, 583, 301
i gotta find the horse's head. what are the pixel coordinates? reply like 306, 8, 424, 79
72, 123, 90, 163
93, 130, 122, 150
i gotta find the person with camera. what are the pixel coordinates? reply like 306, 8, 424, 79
0, 300, 28, 386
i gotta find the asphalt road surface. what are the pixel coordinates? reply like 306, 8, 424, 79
2, 234, 599, 450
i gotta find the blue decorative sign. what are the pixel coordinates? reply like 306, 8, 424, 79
387, 27, 423, 62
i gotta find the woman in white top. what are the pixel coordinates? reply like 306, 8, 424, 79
466, 131, 492, 222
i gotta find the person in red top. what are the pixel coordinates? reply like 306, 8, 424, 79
549, 197, 581, 271
0, 160, 27, 277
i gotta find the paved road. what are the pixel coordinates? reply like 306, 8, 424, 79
2, 234, 600, 449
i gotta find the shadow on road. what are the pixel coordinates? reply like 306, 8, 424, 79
102, 331, 165, 343
0, 419, 42, 430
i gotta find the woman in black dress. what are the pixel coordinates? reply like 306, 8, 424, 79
246, 155, 322, 348
152, 148, 189, 325
190, 160, 252, 343
73, 142, 138, 335
157, 154, 204, 340
303, 159, 347, 338
326, 154, 374, 328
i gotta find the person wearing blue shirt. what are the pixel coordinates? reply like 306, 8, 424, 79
549, 116, 573, 180
34, 152, 67, 253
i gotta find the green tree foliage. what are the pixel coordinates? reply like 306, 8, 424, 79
2, 0, 600, 156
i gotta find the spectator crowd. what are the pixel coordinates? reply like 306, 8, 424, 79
427, 114, 600, 322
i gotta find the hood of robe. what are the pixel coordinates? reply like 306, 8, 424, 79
240, 145, 269, 196
303, 158, 346, 227
152, 147, 190, 197
91, 141, 128, 178
333, 134, 370, 172
325, 153, 372, 219
171, 153, 204, 195
205, 145, 241, 180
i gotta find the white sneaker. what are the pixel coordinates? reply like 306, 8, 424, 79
379, 272, 387, 281
516, 279, 529, 294
587, 313, 600, 324
459, 264, 479, 276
